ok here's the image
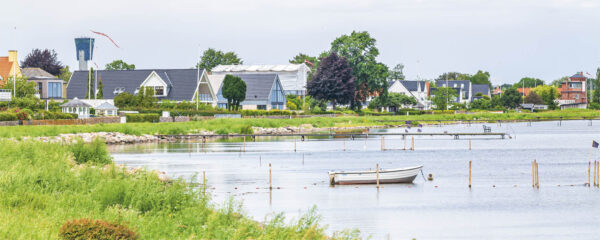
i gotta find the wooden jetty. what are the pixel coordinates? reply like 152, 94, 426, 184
157, 132, 507, 140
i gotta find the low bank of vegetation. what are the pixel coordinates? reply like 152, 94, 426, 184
0, 140, 359, 239
0, 109, 598, 138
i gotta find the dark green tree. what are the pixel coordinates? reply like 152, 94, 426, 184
470, 98, 492, 110
307, 52, 355, 110
431, 87, 458, 110
136, 87, 157, 108
222, 75, 246, 111
105, 60, 135, 70
525, 91, 543, 104
196, 48, 242, 72
20, 49, 64, 76
330, 31, 388, 110
501, 88, 522, 109
514, 77, 544, 88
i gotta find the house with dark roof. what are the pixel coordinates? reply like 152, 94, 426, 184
212, 74, 286, 110
472, 84, 491, 100
388, 80, 431, 110
22, 68, 64, 99
434, 80, 472, 104
212, 64, 310, 96
66, 69, 217, 105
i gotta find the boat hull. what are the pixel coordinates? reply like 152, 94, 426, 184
329, 166, 422, 185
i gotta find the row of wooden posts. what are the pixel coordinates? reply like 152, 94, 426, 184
239, 135, 477, 152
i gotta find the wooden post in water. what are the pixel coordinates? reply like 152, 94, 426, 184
532, 160, 535, 187
403, 136, 407, 151
294, 137, 297, 152
589, 161, 592, 187
203, 171, 206, 195
469, 139, 472, 151
376, 163, 380, 188
343, 139, 346, 151
243, 136, 246, 152
469, 160, 472, 188
269, 163, 272, 190
381, 136, 385, 151
535, 160, 539, 188
411, 136, 415, 151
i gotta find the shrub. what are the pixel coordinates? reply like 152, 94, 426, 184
69, 138, 112, 165
59, 218, 138, 240
0, 112, 17, 121
125, 113, 160, 123
240, 125, 253, 134
33, 111, 76, 120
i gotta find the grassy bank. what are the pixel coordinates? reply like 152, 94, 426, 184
1, 109, 599, 138
0, 140, 359, 239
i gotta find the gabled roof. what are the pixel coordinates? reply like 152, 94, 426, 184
215, 74, 280, 102
60, 98, 93, 107
95, 102, 118, 110
22, 68, 60, 80
0, 57, 14, 81
472, 84, 490, 96
398, 80, 427, 92
570, 72, 586, 78
207, 74, 226, 96
212, 64, 309, 73
67, 69, 205, 101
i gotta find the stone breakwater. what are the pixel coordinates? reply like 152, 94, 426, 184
25, 132, 164, 144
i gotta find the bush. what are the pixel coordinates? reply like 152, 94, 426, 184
33, 111, 76, 120
59, 218, 138, 240
70, 138, 112, 165
125, 113, 160, 123
0, 112, 18, 121
240, 125, 253, 134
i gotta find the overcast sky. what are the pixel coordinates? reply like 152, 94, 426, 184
2, 0, 599, 84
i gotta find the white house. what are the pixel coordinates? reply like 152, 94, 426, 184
388, 80, 432, 110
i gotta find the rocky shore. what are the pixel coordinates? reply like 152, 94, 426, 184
25, 132, 164, 144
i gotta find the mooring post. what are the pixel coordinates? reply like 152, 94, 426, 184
411, 136, 415, 151
243, 136, 246, 152
404, 136, 407, 151
269, 163, 272, 190
343, 139, 346, 151
469, 160, 472, 188
376, 163, 380, 188
381, 136, 385, 151
469, 139, 472, 151
294, 137, 297, 152
203, 171, 206, 195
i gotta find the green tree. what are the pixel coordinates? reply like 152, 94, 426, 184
329, 31, 389, 110
113, 92, 136, 108
136, 87, 157, 108
222, 75, 246, 111
435, 72, 470, 81
501, 88, 522, 109
550, 76, 568, 87
468, 70, 492, 87
432, 87, 458, 110
307, 52, 355, 110
514, 77, 544, 88
196, 48, 242, 72
593, 68, 600, 104
58, 66, 72, 83
289, 53, 320, 78
368, 93, 417, 111
105, 60, 135, 70
1, 77, 37, 98
470, 98, 492, 110
388, 64, 405, 81
525, 91, 543, 104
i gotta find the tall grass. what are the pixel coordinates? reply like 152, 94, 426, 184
1, 109, 599, 138
0, 140, 357, 239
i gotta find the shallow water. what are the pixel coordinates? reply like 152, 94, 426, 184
111, 120, 600, 239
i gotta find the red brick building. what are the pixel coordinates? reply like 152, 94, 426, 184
559, 72, 587, 105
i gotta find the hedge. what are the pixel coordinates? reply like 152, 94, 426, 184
0, 112, 18, 121
125, 113, 160, 123
33, 111, 77, 120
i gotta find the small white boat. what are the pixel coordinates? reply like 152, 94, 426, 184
328, 165, 423, 185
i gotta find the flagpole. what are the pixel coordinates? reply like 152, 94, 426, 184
88, 38, 91, 100
13, 26, 16, 98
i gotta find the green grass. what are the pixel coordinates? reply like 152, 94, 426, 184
0, 140, 361, 239
1, 109, 599, 138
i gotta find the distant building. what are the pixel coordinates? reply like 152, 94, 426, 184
516, 88, 532, 97
520, 103, 548, 112
493, 86, 503, 96
61, 98, 93, 118
472, 84, 491, 100
0, 50, 21, 86
388, 80, 431, 110
434, 80, 472, 104
558, 72, 588, 109
66, 69, 217, 105
21, 68, 64, 99
212, 64, 310, 95
212, 74, 286, 110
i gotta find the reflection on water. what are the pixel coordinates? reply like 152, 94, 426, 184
111, 120, 600, 239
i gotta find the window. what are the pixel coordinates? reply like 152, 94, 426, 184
257, 105, 267, 110
37, 83, 43, 94
569, 82, 582, 89
48, 82, 62, 98
154, 86, 164, 96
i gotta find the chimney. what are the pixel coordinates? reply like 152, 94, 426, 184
8, 50, 17, 63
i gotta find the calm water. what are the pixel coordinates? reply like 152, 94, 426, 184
111, 120, 600, 239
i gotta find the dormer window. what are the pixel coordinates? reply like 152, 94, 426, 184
154, 86, 164, 96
